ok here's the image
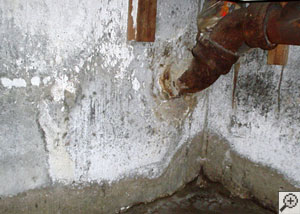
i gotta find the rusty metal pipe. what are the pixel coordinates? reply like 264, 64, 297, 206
176, 8, 247, 95
210, 8, 247, 53
169, 2, 300, 97
177, 38, 239, 95
267, 2, 300, 45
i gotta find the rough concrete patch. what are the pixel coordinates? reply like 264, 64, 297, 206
0, 92, 50, 196
38, 100, 75, 184
0, 133, 204, 214
206, 46, 300, 195
1, 129, 296, 213
202, 133, 300, 212
153, 95, 198, 125
123, 179, 273, 214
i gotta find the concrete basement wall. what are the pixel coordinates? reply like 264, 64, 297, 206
0, 0, 299, 213
202, 46, 300, 210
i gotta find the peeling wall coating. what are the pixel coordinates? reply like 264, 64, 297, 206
1, 0, 300, 212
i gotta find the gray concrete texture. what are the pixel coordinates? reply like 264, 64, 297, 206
122, 179, 274, 214
0, 0, 300, 213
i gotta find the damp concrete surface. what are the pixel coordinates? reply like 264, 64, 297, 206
122, 179, 274, 214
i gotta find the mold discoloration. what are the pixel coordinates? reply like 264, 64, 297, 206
236, 70, 277, 116
1, 1, 300, 213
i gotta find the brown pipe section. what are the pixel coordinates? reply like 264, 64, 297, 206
166, 2, 300, 97
267, 2, 300, 45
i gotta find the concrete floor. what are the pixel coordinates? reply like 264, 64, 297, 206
122, 179, 275, 214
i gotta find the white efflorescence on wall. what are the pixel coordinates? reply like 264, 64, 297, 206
208, 47, 300, 188
31, 76, 40, 86
0, 0, 201, 195
1, 0, 300, 198
1, 77, 27, 89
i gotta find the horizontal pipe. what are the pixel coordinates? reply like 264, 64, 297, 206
267, 2, 300, 45
163, 2, 300, 97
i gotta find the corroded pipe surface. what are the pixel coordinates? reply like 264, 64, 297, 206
243, 3, 279, 50
210, 8, 247, 53
165, 2, 300, 97
267, 2, 300, 45
177, 38, 239, 95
